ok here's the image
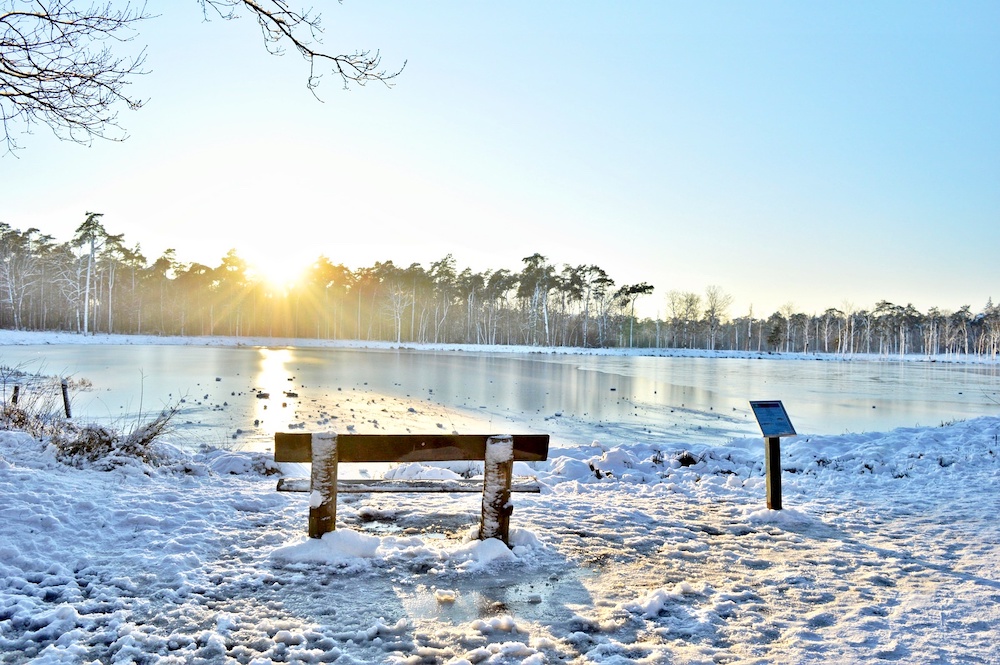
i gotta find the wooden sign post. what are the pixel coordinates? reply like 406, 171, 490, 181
749, 400, 796, 510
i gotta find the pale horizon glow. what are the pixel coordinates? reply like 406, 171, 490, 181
2, 2, 998, 321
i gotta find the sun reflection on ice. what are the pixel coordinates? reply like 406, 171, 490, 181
252, 347, 299, 436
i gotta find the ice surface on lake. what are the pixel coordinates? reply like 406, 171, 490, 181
1, 343, 997, 456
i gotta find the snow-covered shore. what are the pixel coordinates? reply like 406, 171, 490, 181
1, 328, 997, 365
3, 417, 999, 663
1, 330, 999, 663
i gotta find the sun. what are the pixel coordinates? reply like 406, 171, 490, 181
249, 257, 306, 292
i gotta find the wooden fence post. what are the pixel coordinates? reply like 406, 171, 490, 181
308, 432, 338, 538
11, 385, 19, 405
61, 380, 71, 418
480, 435, 515, 546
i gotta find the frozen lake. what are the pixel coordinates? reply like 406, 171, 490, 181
1, 344, 997, 453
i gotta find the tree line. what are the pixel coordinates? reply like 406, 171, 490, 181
0, 215, 997, 358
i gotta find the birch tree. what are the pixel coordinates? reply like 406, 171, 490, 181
775, 302, 795, 352
98, 231, 125, 333
0, 225, 44, 329
518, 254, 555, 346
72, 211, 106, 334
578, 265, 609, 348
429, 255, 456, 343
615, 282, 654, 348
703, 285, 733, 351
820, 308, 842, 353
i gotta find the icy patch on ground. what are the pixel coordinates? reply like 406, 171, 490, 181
270, 529, 522, 572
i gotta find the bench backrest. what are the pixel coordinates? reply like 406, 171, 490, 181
274, 432, 549, 464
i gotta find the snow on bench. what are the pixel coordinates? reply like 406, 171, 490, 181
273, 432, 549, 546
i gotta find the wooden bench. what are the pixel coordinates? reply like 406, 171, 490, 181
273, 432, 549, 546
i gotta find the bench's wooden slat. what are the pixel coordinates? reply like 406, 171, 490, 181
274, 433, 549, 464
276, 477, 542, 493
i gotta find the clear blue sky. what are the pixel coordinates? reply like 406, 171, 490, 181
2, 1, 998, 319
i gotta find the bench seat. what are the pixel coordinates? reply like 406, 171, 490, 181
273, 432, 549, 545
276, 477, 542, 493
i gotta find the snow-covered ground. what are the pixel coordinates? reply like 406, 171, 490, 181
2, 332, 999, 663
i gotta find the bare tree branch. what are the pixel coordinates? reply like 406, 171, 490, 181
1, 1, 148, 152
0, 0, 404, 152
200, 0, 404, 93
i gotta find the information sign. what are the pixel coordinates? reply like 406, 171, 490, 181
749, 400, 796, 438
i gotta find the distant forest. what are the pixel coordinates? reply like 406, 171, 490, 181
1, 216, 998, 357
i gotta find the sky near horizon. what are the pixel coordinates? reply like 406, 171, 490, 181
2, 1, 998, 320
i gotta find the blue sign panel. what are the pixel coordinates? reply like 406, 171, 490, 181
749, 400, 796, 438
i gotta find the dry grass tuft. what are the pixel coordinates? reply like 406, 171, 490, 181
0, 366, 179, 470
52, 406, 179, 469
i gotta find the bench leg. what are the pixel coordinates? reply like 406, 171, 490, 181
480, 435, 514, 546
309, 432, 339, 538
